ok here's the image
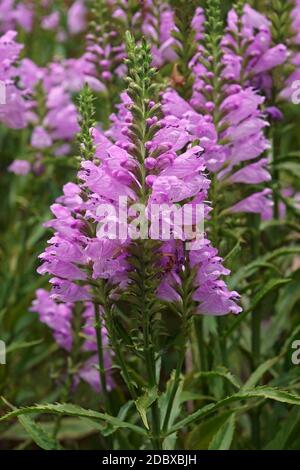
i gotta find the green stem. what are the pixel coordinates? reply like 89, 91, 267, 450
211, 176, 229, 372
271, 124, 280, 219
249, 214, 261, 449
162, 343, 186, 433
251, 313, 261, 369
251, 310, 261, 448
94, 302, 112, 415
194, 316, 207, 372
103, 298, 137, 400
162, 256, 192, 432
217, 317, 228, 367
136, 239, 162, 449
142, 276, 162, 450
150, 402, 162, 450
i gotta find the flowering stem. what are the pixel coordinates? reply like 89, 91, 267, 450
251, 310, 261, 448
162, 348, 186, 432
162, 293, 189, 432
172, 0, 197, 99
211, 175, 229, 371
124, 33, 164, 449
271, 123, 280, 219
94, 302, 112, 415
194, 316, 207, 372
249, 214, 261, 448
139, 242, 162, 450
97, 280, 137, 400
107, 309, 137, 401
143, 307, 162, 450
163, 256, 194, 432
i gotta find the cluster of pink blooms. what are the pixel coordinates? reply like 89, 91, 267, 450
222, 5, 288, 96
31, 289, 113, 391
6, 44, 107, 175
0, 0, 87, 37
107, 92, 242, 314
132, 0, 177, 68
0, 31, 28, 129
35, 89, 242, 373
4, 0, 130, 176
161, 86, 273, 218
1, 1, 300, 392
7, 55, 89, 175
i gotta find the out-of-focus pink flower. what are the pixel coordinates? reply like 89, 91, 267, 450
41, 12, 60, 31
30, 289, 73, 351
8, 159, 31, 175
31, 126, 53, 149
68, 0, 87, 35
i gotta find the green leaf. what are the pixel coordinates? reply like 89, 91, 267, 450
2, 418, 99, 441
224, 241, 242, 263
265, 407, 300, 450
6, 339, 43, 354
0, 402, 147, 436
208, 413, 235, 450
159, 374, 184, 450
179, 392, 215, 403
135, 387, 158, 430
277, 269, 300, 317
276, 161, 300, 178
261, 270, 300, 354
193, 367, 241, 390
17, 415, 62, 450
159, 375, 183, 426
251, 278, 291, 310
186, 411, 233, 450
224, 278, 291, 338
243, 357, 280, 389
229, 247, 300, 288
97, 401, 135, 438
168, 387, 300, 435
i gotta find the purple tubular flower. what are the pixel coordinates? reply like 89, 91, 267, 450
190, 244, 242, 315
265, 106, 284, 121
252, 44, 288, 74
229, 159, 271, 184
229, 188, 273, 217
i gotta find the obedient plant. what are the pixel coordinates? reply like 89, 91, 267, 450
1, 0, 300, 453
33, 32, 241, 446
